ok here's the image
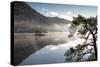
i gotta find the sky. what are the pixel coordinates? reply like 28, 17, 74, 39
27, 2, 97, 21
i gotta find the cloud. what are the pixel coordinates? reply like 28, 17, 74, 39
46, 11, 59, 17
45, 11, 73, 21
59, 11, 73, 21
66, 11, 72, 15
59, 15, 73, 21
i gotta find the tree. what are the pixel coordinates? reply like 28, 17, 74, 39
64, 15, 97, 62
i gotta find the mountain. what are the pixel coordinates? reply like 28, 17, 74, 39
14, 1, 49, 33
14, 1, 71, 33
14, 1, 49, 24
47, 17, 71, 25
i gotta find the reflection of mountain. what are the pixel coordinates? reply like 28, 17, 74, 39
14, 1, 71, 33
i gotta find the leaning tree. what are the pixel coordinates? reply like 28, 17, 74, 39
64, 15, 97, 62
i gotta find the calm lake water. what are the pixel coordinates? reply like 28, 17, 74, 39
18, 32, 85, 65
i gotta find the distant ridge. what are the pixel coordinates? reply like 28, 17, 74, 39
14, 1, 71, 33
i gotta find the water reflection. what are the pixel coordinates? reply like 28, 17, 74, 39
20, 32, 85, 65
15, 32, 71, 65
19, 32, 85, 65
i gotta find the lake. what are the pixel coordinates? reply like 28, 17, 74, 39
14, 32, 85, 65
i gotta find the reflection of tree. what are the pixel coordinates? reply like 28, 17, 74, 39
34, 25, 46, 40
64, 15, 97, 62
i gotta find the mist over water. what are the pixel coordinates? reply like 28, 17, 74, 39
20, 28, 85, 65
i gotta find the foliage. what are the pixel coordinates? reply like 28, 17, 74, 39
65, 15, 97, 62
64, 44, 96, 62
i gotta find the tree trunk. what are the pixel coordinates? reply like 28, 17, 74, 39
85, 25, 97, 60
92, 33, 97, 60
